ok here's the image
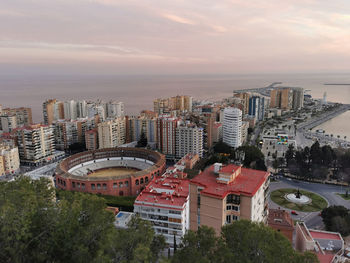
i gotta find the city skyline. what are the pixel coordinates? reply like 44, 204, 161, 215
1, 0, 350, 75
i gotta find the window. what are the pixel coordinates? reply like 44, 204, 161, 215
97, 184, 101, 190
77, 183, 80, 188
232, 215, 239, 221
113, 183, 118, 189
140, 178, 144, 184
82, 183, 85, 189
72, 182, 76, 188
135, 179, 139, 185
63, 181, 66, 187
119, 191, 124, 196
119, 182, 123, 188
226, 194, 240, 205
226, 205, 231, 210
145, 177, 149, 183
125, 181, 128, 187
232, 205, 239, 211
226, 215, 231, 224
91, 184, 95, 190
103, 183, 107, 190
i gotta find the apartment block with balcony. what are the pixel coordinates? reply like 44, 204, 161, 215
16, 124, 55, 165
98, 117, 126, 149
175, 124, 203, 159
0, 143, 20, 176
190, 163, 270, 235
134, 171, 190, 247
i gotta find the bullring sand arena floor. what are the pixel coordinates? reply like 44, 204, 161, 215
87, 167, 140, 178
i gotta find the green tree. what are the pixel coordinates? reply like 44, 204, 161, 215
102, 216, 166, 263
213, 141, 232, 154
237, 145, 267, 171
171, 226, 222, 263
285, 144, 295, 167
0, 177, 166, 263
136, 131, 148, 148
0, 177, 115, 263
172, 221, 318, 263
321, 205, 350, 235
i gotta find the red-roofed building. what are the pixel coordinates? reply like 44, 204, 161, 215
190, 163, 270, 234
296, 222, 344, 263
134, 169, 190, 247
268, 208, 294, 242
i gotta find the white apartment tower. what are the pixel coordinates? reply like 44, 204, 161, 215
223, 107, 242, 148
176, 125, 203, 159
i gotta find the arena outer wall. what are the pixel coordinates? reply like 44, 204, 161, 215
55, 147, 166, 196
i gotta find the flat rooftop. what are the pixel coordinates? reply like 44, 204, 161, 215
135, 173, 190, 209
191, 164, 269, 198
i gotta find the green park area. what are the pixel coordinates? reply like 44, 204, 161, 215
270, 188, 328, 212
337, 193, 350, 200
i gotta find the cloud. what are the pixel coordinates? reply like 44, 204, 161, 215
161, 13, 196, 25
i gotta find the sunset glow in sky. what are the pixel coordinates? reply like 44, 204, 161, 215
1, 0, 350, 74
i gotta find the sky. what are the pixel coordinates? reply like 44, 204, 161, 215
1, 0, 350, 75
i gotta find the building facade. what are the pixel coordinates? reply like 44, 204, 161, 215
127, 116, 157, 144
175, 124, 203, 158
98, 117, 126, 149
190, 163, 270, 235
0, 143, 20, 176
134, 169, 190, 247
16, 124, 55, 164
223, 107, 242, 148
156, 115, 180, 157
2, 107, 33, 127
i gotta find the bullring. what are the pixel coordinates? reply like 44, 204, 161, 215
55, 147, 166, 196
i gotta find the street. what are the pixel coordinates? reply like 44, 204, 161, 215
269, 177, 350, 229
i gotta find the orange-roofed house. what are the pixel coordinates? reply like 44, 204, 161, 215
190, 163, 270, 235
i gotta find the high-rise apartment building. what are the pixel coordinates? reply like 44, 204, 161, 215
154, 95, 192, 114
270, 88, 293, 110
248, 96, 265, 121
233, 92, 251, 115
127, 116, 157, 143
53, 119, 87, 150
0, 143, 20, 176
2, 107, 32, 127
0, 114, 17, 133
223, 107, 242, 148
98, 117, 126, 149
176, 124, 203, 159
106, 101, 124, 118
16, 124, 55, 164
156, 115, 180, 157
43, 99, 64, 125
64, 100, 79, 120
85, 129, 99, 151
292, 88, 304, 110
190, 163, 270, 235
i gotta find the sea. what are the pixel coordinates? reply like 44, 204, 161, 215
0, 73, 349, 139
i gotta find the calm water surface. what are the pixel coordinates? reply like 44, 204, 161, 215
0, 73, 349, 139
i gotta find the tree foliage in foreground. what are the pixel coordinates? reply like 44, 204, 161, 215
0, 177, 165, 263
172, 221, 319, 263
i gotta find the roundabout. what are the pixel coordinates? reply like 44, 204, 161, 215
270, 188, 328, 212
